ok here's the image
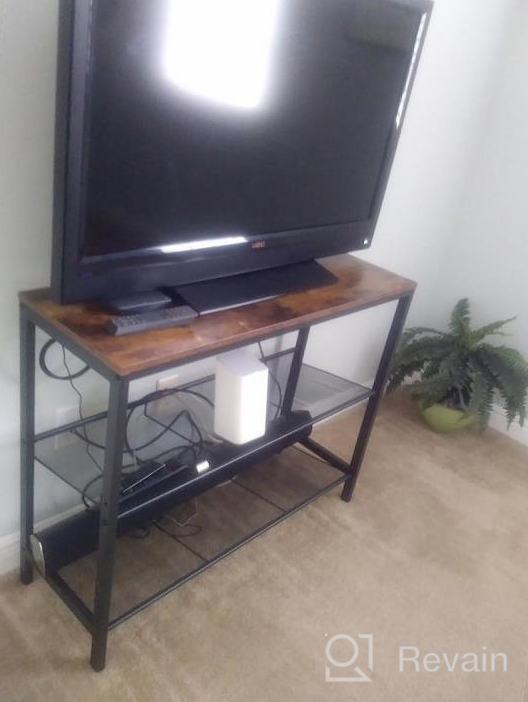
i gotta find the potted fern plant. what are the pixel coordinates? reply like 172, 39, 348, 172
388, 299, 528, 432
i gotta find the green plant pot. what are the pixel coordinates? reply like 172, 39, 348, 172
418, 402, 477, 433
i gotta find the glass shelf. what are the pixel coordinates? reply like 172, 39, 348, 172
55, 446, 345, 622
34, 354, 371, 504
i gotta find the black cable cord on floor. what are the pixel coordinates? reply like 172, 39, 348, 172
154, 519, 203, 539
126, 526, 151, 540
258, 342, 283, 419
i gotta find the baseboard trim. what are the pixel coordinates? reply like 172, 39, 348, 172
0, 504, 83, 577
489, 405, 528, 447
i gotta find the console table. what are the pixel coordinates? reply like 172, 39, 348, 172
19, 255, 415, 671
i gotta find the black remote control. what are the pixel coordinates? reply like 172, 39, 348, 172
106, 305, 198, 336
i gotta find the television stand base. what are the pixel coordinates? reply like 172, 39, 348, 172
169, 260, 337, 314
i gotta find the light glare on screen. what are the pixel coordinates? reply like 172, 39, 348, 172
163, 0, 282, 110
159, 236, 247, 254
395, 13, 427, 128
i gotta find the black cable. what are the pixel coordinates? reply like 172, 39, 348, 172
41, 338, 213, 449
81, 473, 103, 510
142, 412, 201, 459
177, 388, 214, 409
78, 392, 206, 506
178, 410, 204, 454
61, 373, 209, 510
125, 407, 202, 454
258, 342, 283, 419
126, 526, 151, 540
61, 346, 104, 474
70, 403, 197, 460
143, 399, 204, 449
154, 520, 203, 539
124, 385, 211, 457
40, 340, 211, 524
39, 339, 103, 472
39, 339, 89, 381
71, 430, 106, 451
73, 429, 180, 471
136, 386, 214, 410
70, 382, 210, 461
172, 390, 224, 445
167, 499, 198, 527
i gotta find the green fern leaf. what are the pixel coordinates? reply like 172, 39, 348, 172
467, 361, 494, 429
393, 336, 453, 368
399, 327, 444, 347
387, 360, 425, 393
449, 298, 471, 338
469, 317, 516, 344
410, 371, 456, 406
476, 346, 528, 427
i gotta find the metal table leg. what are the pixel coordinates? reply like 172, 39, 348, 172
281, 328, 310, 415
90, 378, 129, 672
341, 294, 413, 503
20, 308, 36, 585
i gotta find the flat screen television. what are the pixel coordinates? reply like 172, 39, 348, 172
51, 0, 432, 306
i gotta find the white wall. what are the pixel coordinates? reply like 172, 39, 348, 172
428, 3, 528, 440
0, 0, 520, 566
431, 4, 528, 355
306, 0, 517, 382
0, 0, 65, 541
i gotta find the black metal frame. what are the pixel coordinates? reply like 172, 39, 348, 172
20, 311, 35, 586
19, 291, 412, 671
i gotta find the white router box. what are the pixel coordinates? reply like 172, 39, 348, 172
214, 349, 269, 445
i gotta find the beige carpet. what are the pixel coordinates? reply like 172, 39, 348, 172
1, 394, 528, 702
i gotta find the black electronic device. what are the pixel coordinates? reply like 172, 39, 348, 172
106, 305, 198, 336
51, 0, 432, 308
105, 290, 172, 315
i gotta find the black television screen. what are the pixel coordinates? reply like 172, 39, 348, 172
52, 0, 432, 303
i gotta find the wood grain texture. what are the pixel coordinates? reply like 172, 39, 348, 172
19, 255, 415, 378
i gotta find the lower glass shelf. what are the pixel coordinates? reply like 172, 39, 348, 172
51, 446, 345, 623
34, 357, 370, 504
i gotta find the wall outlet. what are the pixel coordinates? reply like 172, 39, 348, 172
54, 406, 81, 449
